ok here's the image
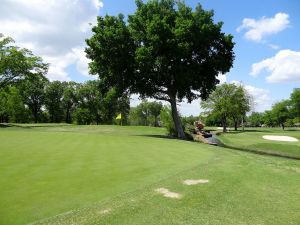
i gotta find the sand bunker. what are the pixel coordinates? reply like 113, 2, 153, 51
183, 179, 209, 185
262, 135, 299, 142
155, 188, 182, 199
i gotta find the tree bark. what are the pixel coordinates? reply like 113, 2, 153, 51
234, 120, 238, 131
169, 96, 185, 139
222, 117, 227, 133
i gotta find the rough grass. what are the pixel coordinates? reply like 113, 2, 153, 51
0, 125, 299, 225
217, 127, 300, 159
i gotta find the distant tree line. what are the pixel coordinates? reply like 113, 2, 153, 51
200, 84, 300, 130
247, 88, 300, 129
0, 33, 130, 125
0, 77, 130, 124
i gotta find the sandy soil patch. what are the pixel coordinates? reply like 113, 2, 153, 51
217, 127, 231, 131
262, 135, 299, 142
99, 208, 112, 215
183, 179, 209, 185
155, 188, 182, 199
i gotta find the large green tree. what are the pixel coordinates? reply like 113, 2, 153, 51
86, 0, 234, 138
0, 33, 48, 89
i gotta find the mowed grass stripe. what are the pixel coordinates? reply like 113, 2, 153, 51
0, 127, 215, 225
32, 148, 300, 225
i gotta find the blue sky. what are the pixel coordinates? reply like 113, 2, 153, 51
1, 0, 300, 115
99, 0, 300, 114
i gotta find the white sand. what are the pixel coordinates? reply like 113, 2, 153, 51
183, 179, 209, 185
262, 135, 299, 142
155, 188, 182, 199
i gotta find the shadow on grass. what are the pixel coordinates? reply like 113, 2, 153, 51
0, 123, 72, 129
135, 134, 196, 142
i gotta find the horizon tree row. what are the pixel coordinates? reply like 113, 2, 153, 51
247, 88, 300, 129
0, 77, 130, 125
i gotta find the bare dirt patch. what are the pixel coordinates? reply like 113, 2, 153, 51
155, 188, 182, 199
183, 179, 209, 185
99, 208, 112, 215
262, 135, 299, 142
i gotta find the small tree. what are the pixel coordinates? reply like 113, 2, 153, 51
86, 0, 234, 139
201, 83, 251, 132
247, 112, 264, 127
19, 74, 49, 123
45, 81, 64, 123
271, 100, 290, 130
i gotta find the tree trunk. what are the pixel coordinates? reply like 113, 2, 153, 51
169, 96, 185, 139
242, 117, 245, 131
222, 117, 227, 133
33, 109, 38, 123
234, 120, 238, 131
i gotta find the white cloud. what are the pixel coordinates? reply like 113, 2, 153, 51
250, 49, 300, 83
0, 0, 103, 81
244, 85, 272, 112
216, 73, 227, 84
237, 13, 290, 42
268, 44, 280, 50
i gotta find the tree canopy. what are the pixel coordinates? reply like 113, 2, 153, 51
201, 83, 251, 132
0, 33, 48, 89
86, 0, 235, 138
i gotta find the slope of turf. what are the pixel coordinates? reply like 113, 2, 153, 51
0, 125, 215, 225
217, 128, 300, 159
0, 125, 299, 225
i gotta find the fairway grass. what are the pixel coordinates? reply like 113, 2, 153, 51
0, 125, 299, 225
218, 128, 300, 159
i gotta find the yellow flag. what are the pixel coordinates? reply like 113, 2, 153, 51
116, 113, 122, 120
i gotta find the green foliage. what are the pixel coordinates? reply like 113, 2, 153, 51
75, 80, 130, 125
201, 83, 251, 132
262, 110, 276, 127
0, 87, 30, 123
271, 100, 290, 129
86, 0, 235, 138
62, 82, 79, 124
19, 74, 49, 123
159, 105, 176, 136
290, 88, 300, 121
129, 100, 162, 126
0, 33, 48, 89
45, 81, 64, 123
247, 112, 264, 127
73, 108, 93, 125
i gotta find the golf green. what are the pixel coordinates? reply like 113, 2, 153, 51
0, 125, 299, 225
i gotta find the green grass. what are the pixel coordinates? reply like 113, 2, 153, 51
0, 125, 299, 225
217, 127, 300, 159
